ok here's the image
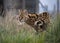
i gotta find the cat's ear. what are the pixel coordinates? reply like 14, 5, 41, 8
18, 9, 21, 15
23, 9, 28, 15
43, 12, 49, 16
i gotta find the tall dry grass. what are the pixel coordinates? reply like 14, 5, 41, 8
0, 13, 60, 43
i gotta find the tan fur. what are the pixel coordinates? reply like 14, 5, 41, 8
18, 10, 50, 32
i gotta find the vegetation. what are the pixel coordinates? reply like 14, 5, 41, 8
0, 14, 60, 43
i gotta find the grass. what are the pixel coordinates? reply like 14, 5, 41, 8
0, 14, 60, 43
0, 26, 46, 43
45, 15, 60, 43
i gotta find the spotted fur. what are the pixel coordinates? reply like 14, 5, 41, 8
18, 10, 50, 32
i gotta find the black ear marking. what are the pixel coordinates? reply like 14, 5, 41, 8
43, 12, 47, 15
35, 14, 38, 18
43, 12, 47, 14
